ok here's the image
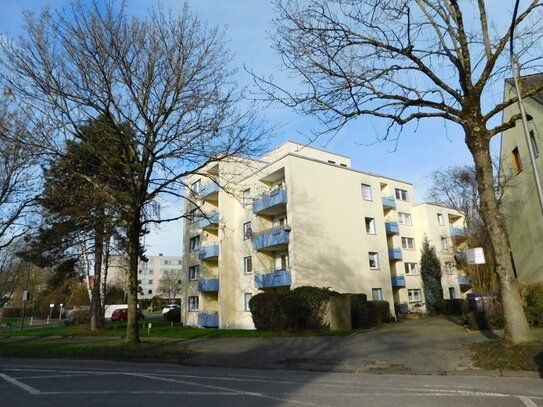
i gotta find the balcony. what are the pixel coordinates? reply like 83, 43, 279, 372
200, 182, 220, 201
252, 225, 290, 251
385, 221, 399, 235
396, 303, 409, 313
198, 278, 219, 292
253, 187, 288, 215
458, 275, 471, 286
199, 244, 219, 261
388, 248, 403, 261
254, 269, 292, 289
391, 276, 406, 288
198, 312, 219, 328
382, 196, 396, 210
450, 226, 467, 239
199, 211, 219, 230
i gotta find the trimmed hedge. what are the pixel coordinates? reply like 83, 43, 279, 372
522, 283, 543, 328
250, 288, 391, 331
434, 299, 469, 316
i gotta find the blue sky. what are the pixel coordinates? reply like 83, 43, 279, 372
1, 0, 509, 256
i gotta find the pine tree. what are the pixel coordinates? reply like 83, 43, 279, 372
420, 237, 442, 314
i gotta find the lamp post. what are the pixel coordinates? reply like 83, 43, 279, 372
510, 0, 543, 215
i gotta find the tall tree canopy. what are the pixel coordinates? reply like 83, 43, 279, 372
1, 1, 266, 343
255, 0, 543, 343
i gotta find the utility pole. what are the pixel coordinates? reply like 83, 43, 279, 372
20, 265, 31, 330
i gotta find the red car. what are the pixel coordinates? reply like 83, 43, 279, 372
111, 308, 145, 322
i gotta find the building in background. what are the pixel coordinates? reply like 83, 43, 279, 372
181, 141, 469, 329
500, 74, 543, 282
109, 254, 182, 300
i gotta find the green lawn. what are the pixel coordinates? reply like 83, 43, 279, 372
0, 319, 351, 339
472, 340, 543, 371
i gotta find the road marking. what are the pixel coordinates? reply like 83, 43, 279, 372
0, 373, 41, 395
518, 396, 538, 407
127, 372, 324, 406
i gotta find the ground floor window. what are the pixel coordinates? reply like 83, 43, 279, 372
244, 293, 253, 311
188, 296, 199, 311
372, 288, 384, 301
408, 289, 422, 302
449, 287, 456, 299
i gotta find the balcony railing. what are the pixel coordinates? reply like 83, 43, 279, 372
252, 225, 290, 251
197, 312, 219, 328
199, 244, 219, 260
391, 275, 406, 288
200, 182, 220, 200
253, 187, 288, 214
385, 221, 399, 235
199, 211, 219, 229
458, 275, 471, 286
396, 303, 409, 314
382, 196, 396, 210
254, 268, 292, 289
388, 248, 403, 261
198, 278, 219, 292
450, 226, 467, 239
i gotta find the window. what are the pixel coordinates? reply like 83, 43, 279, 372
398, 212, 412, 225
530, 130, 540, 157
372, 288, 384, 301
365, 217, 376, 234
244, 256, 253, 274
395, 188, 408, 201
404, 262, 419, 275
140, 268, 153, 275
368, 252, 380, 269
437, 213, 444, 225
244, 293, 253, 311
188, 296, 199, 311
401, 237, 415, 250
512, 147, 523, 174
143, 289, 152, 295
445, 262, 454, 275
141, 279, 153, 285
441, 237, 449, 250
189, 208, 199, 223
408, 289, 422, 302
242, 188, 251, 205
361, 183, 372, 201
191, 179, 201, 193
449, 287, 456, 299
243, 222, 252, 240
188, 265, 200, 280
189, 235, 200, 251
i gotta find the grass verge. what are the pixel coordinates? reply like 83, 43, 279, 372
471, 340, 543, 371
0, 319, 352, 339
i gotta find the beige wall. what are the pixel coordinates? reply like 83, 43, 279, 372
500, 83, 543, 281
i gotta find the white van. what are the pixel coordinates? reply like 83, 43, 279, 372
104, 304, 128, 319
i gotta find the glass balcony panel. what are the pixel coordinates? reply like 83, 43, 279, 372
253, 188, 288, 214
198, 278, 219, 292
385, 221, 399, 235
388, 248, 403, 261
391, 275, 406, 287
254, 268, 292, 289
197, 312, 219, 328
252, 226, 290, 250
199, 244, 220, 260
382, 196, 396, 209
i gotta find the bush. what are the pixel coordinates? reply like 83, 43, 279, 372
164, 308, 182, 323
434, 299, 469, 316
522, 283, 543, 327
250, 287, 338, 331
349, 294, 370, 329
367, 300, 391, 326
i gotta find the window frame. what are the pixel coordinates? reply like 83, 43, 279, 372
361, 183, 373, 201
408, 289, 422, 302
244, 293, 253, 312
372, 288, 384, 301
368, 252, 380, 269
189, 235, 201, 251
401, 237, 415, 250
437, 213, 444, 226
188, 265, 200, 281
441, 236, 449, 250
530, 130, 540, 157
365, 217, 376, 234
512, 146, 523, 174
191, 179, 201, 194
398, 212, 412, 225
395, 188, 408, 201
243, 256, 253, 275
188, 296, 199, 311
243, 221, 252, 240
404, 262, 419, 275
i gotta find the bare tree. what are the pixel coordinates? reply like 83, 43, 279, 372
158, 270, 182, 303
1, 1, 266, 344
254, 0, 543, 342
427, 165, 498, 292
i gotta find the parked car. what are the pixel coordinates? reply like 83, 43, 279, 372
162, 304, 180, 315
111, 308, 145, 322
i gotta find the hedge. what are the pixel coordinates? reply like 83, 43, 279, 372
434, 299, 469, 316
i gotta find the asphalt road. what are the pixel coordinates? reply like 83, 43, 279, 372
1, 358, 542, 407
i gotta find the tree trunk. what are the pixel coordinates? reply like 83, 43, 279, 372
90, 217, 106, 331
125, 214, 141, 345
466, 126, 533, 343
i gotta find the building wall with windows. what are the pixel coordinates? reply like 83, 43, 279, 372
412, 203, 469, 306
181, 141, 469, 329
500, 74, 543, 281
108, 254, 183, 300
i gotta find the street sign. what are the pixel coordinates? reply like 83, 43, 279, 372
466, 247, 486, 265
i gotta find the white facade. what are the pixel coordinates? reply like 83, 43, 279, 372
181, 141, 468, 328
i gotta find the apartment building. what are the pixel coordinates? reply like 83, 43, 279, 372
108, 254, 183, 300
500, 73, 543, 282
181, 141, 468, 329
